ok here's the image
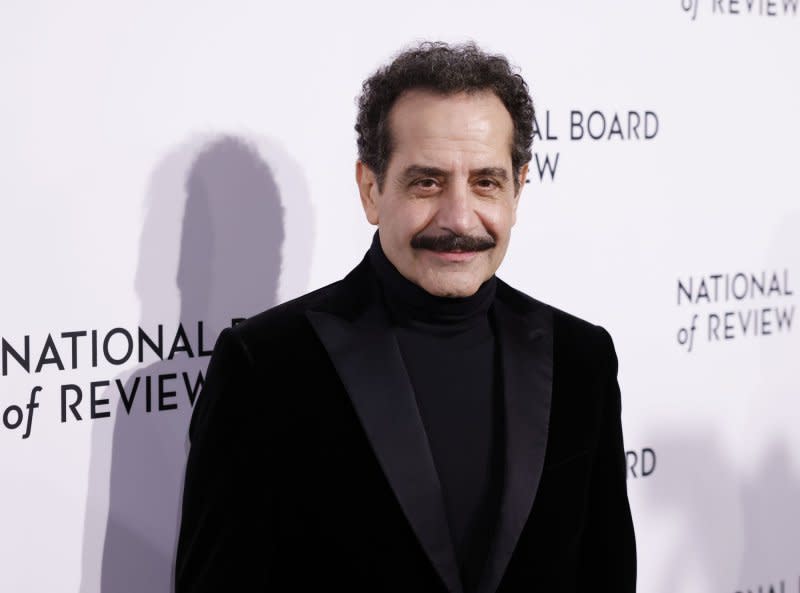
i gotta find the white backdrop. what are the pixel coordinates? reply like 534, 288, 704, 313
2, 2, 798, 592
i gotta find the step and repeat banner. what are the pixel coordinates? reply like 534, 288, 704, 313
1, 2, 798, 592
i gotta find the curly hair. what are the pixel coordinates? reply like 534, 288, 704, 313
355, 41, 535, 192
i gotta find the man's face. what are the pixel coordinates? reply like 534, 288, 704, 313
357, 89, 527, 297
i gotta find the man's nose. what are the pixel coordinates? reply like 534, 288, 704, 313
436, 183, 478, 235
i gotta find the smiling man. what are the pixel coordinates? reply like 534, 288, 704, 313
357, 88, 519, 299
176, 42, 636, 593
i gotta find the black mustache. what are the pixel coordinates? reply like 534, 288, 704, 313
410, 233, 496, 252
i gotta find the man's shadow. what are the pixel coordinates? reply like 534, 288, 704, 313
642, 434, 800, 591
80, 134, 312, 592
640, 210, 800, 591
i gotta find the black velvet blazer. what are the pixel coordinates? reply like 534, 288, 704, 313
175, 255, 636, 593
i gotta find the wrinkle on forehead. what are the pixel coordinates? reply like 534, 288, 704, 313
387, 89, 514, 172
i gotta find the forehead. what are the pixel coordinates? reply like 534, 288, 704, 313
386, 89, 514, 166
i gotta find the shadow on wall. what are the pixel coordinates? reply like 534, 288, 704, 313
737, 208, 800, 587
641, 211, 800, 591
79, 135, 310, 593
643, 433, 800, 591
737, 442, 800, 585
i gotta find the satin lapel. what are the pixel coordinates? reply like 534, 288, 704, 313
478, 295, 554, 593
306, 301, 463, 593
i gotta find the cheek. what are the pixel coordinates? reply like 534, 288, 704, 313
478, 202, 515, 239
384, 200, 437, 236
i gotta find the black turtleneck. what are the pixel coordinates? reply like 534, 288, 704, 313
368, 233, 504, 593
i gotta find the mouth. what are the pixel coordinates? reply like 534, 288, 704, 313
424, 249, 481, 263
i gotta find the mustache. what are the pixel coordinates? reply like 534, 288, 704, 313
410, 232, 496, 252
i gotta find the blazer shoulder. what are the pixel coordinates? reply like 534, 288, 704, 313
226, 256, 373, 358
226, 279, 339, 356
496, 277, 615, 360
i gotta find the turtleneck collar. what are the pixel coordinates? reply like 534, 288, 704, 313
368, 231, 496, 330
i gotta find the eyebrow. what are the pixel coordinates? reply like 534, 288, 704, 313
400, 165, 509, 181
472, 167, 509, 181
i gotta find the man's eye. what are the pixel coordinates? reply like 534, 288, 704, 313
476, 178, 498, 188
415, 178, 438, 189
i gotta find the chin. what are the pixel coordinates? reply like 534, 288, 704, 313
419, 274, 483, 298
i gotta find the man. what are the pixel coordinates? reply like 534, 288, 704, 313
175, 41, 636, 593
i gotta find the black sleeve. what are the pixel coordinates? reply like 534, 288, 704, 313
576, 328, 637, 592
175, 327, 274, 592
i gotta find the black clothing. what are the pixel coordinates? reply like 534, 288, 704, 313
175, 252, 637, 593
368, 236, 503, 592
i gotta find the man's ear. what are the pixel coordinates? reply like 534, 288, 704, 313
511, 163, 529, 225
356, 161, 380, 225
